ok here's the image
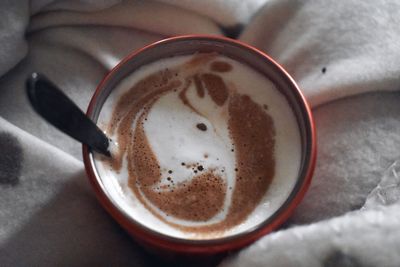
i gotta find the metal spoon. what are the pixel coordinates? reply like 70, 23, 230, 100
26, 72, 111, 157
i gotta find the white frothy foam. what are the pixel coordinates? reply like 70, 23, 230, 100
94, 54, 302, 239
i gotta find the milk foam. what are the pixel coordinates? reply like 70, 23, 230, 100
94, 55, 301, 239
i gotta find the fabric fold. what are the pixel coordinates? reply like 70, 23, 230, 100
28, 0, 222, 37
240, 0, 400, 106
219, 203, 400, 267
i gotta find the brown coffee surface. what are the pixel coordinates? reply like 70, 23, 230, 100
200, 73, 229, 106
104, 54, 276, 235
210, 61, 233, 72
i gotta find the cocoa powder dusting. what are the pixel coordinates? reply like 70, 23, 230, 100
224, 93, 276, 228
104, 53, 276, 236
106, 69, 181, 171
193, 74, 205, 98
210, 61, 233, 72
178, 79, 200, 114
108, 69, 175, 135
128, 111, 225, 221
200, 73, 228, 106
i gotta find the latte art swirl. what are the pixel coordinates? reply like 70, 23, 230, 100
96, 53, 301, 239
103, 54, 276, 235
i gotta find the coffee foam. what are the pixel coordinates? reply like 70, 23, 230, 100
94, 54, 301, 239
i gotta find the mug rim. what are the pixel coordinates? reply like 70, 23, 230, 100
82, 34, 316, 254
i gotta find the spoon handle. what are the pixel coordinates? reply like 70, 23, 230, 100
26, 73, 111, 157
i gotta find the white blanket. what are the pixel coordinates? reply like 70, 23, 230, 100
1, 0, 400, 266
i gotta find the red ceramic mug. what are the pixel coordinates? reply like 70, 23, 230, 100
82, 35, 316, 255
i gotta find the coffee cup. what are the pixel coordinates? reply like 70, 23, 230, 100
83, 35, 316, 254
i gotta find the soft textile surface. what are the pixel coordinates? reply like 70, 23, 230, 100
1, 0, 400, 266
